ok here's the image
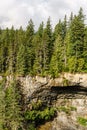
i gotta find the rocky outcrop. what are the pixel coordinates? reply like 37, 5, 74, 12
16, 73, 87, 130
15, 73, 87, 101
0, 73, 87, 130
51, 99, 87, 130
63, 73, 87, 88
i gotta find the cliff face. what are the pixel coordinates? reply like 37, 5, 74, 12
1, 73, 87, 130
16, 73, 87, 130
16, 73, 87, 105
52, 99, 87, 130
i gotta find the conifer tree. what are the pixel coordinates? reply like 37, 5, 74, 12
69, 8, 84, 57
83, 26, 87, 71
4, 28, 10, 72
16, 43, 26, 75
62, 15, 67, 69
0, 79, 5, 130
62, 15, 67, 40
18, 26, 25, 46
16, 26, 26, 75
25, 19, 35, 74
54, 19, 63, 39
0, 42, 4, 73
50, 35, 63, 77
42, 17, 53, 74
33, 22, 44, 74
8, 26, 15, 74
5, 79, 22, 130
67, 8, 85, 72
0, 28, 9, 73
69, 12, 73, 26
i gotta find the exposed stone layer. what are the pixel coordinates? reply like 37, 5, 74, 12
16, 74, 87, 130
0, 73, 87, 130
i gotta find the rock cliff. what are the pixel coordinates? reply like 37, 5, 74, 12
16, 73, 87, 100
0, 73, 87, 130
16, 73, 87, 130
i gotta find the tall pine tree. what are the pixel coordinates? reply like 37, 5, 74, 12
5, 79, 22, 130
42, 17, 53, 74
25, 19, 35, 74
33, 22, 44, 74
50, 35, 63, 77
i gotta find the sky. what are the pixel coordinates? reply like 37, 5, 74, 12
0, 0, 87, 30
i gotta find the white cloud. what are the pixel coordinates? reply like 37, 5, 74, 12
0, 0, 87, 30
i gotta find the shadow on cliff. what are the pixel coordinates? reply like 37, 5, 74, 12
30, 85, 87, 106
51, 85, 87, 98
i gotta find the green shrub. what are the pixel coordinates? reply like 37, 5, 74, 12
31, 100, 43, 110
57, 106, 70, 114
77, 117, 87, 126
28, 123, 36, 130
25, 107, 56, 122
63, 78, 69, 86
40, 108, 56, 121
25, 110, 37, 121
70, 106, 77, 111
57, 106, 77, 115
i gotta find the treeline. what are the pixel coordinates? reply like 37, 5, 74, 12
0, 7, 87, 77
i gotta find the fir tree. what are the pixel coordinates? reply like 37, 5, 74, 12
25, 19, 35, 74
54, 19, 63, 39
8, 26, 15, 74
5, 79, 22, 130
16, 26, 26, 75
83, 26, 87, 71
33, 22, 44, 74
42, 17, 53, 74
0, 79, 5, 130
16, 44, 26, 75
67, 8, 85, 72
0, 28, 10, 73
50, 35, 63, 77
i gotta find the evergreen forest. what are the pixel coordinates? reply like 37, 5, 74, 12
0, 8, 87, 77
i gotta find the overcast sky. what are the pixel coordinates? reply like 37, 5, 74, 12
0, 0, 87, 30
